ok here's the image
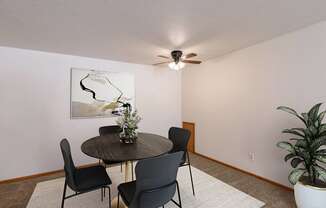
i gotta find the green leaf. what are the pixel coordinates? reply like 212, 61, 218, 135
314, 166, 326, 182
282, 129, 305, 138
308, 103, 323, 122
291, 158, 303, 168
291, 128, 306, 133
277, 106, 298, 116
315, 120, 320, 127
316, 149, 326, 155
296, 151, 311, 162
295, 139, 308, 149
307, 166, 316, 183
315, 155, 326, 163
318, 131, 326, 138
277, 106, 307, 125
284, 153, 296, 162
320, 124, 326, 134
318, 111, 326, 124
308, 126, 318, 136
311, 136, 326, 152
293, 128, 311, 138
302, 113, 309, 124
289, 138, 302, 141
277, 141, 295, 153
288, 168, 306, 185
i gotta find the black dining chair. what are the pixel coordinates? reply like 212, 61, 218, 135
169, 127, 195, 195
99, 125, 122, 136
117, 152, 183, 208
99, 125, 124, 172
60, 139, 112, 208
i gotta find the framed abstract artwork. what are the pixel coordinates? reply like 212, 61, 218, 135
70, 68, 135, 118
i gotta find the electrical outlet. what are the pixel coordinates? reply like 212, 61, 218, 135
249, 152, 255, 161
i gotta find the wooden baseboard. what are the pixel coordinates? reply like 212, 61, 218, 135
193, 152, 293, 191
1, 153, 293, 192
0, 162, 98, 185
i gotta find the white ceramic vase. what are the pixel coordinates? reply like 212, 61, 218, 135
294, 181, 326, 208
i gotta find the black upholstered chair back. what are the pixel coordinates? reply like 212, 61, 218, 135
169, 127, 191, 162
99, 125, 122, 136
60, 139, 77, 190
99, 125, 124, 168
130, 152, 183, 208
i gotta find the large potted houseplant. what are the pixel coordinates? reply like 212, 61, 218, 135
277, 103, 326, 208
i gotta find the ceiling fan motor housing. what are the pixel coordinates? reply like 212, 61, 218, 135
171, 50, 183, 63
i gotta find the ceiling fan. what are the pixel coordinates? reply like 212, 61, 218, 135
153, 50, 202, 70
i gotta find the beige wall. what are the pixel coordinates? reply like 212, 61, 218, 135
0, 47, 181, 180
182, 21, 326, 187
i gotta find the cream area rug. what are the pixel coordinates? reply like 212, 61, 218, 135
27, 165, 265, 208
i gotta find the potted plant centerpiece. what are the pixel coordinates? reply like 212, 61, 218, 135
277, 103, 326, 208
116, 103, 141, 144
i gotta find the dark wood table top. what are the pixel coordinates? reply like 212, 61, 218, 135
81, 132, 173, 162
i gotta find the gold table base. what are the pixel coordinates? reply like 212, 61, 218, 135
111, 161, 133, 208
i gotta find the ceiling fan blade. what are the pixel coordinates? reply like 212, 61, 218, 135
184, 53, 197, 59
182, 60, 202, 64
158, 55, 171, 59
152, 61, 170, 66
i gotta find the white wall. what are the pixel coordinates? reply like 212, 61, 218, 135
182, 21, 326, 187
0, 47, 181, 180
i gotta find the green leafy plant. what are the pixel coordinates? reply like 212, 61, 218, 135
277, 103, 326, 186
116, 105, 141, 141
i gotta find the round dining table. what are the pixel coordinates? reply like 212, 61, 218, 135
81, 132, 173, 207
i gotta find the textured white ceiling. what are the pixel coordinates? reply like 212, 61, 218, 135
1, 0, 326, 64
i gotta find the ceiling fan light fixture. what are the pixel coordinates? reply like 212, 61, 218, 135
153, 50, 200, 68
168, 62, 185, 70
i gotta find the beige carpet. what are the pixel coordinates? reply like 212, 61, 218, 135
27, 165, 265, 208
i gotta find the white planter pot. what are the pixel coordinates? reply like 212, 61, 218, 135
294, 181, 326, 208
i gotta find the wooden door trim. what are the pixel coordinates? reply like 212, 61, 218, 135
182, 121, 195, 153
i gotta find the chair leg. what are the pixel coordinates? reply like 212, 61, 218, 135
117, 192, 120, 208
103, 163, 106, 197
120, 163, 123, 172
61, 181, 67, 208
188, 164, 195, 196
176, 181, 182, 208
187, 152, 195, 196
101, 187, 103, 202
131, 162, 134, 180
107, 187, 111, 208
